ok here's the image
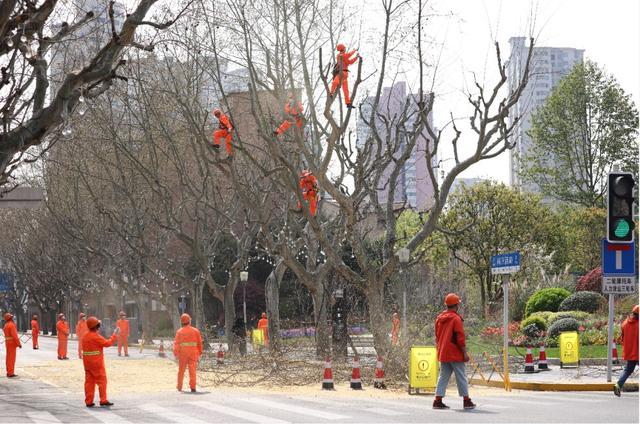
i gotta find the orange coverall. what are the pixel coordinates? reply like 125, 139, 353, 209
391, 313, 401, 346
275, 101, 305, 136
82, 331, 117, 405
298, 174, 319, 216
31, 319, 39, 349
213, 113, 234, 155
3, 319, 21, 376
116, 319, 129, 356
330, 50, 359, 105
57, 319, 69, 359
173, 324, 203, 391
76, 319, 88, 358
257, 315, 269, 347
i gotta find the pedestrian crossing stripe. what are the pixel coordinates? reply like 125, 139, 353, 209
138, 403, 209, 424
84, 408, 133, 423
25, 411, 62, 423
242, 397, 349, 420
189, 401, 291, 424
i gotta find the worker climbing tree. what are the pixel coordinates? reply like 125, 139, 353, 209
330, 43, 360, 108
274, 96, 305, 137
295, 170, 319, 216
212, 108, 234, 156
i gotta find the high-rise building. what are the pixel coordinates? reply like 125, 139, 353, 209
507, 37, 584, 191
356, 82, 437, 211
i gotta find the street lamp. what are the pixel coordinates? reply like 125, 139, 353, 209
397, 247, 410, 343
240, 271, 249, 330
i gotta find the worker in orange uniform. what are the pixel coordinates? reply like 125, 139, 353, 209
391, 312, 401, 346
296, 170, 319, 216
257, 312, 269, 347
31, 314, 40, 350
274, 96, 305, 137
56, 313, 70, 360
116, 311, 130, 357
614, 304, 639, 397
174, 313, 203, 392
3, 313, 21, 377
82, 316, 119, 407
76, 313, 89, 359
212, 108, 234, 156
330, 43, 360, 108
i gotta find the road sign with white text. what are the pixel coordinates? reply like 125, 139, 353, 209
602, 276, 637, 295
601, 239, 636, 276
491, 252, 521, 274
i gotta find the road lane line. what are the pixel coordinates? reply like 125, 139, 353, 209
138, 403, 209, 424
84, 408, 133, 423
242, 397, 349, 420
25, 411, 62, 423
189, 401, 291, 424
365, 406, 408, 416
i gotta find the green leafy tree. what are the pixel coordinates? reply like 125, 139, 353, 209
521, 60, 639, 207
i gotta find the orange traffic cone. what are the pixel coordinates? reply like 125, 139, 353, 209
612, 340, 619, 365
373, 355, 386, 389
524, 346, 535, 373
217, 347, 224, 365
158, 339, 166, 358
350, 355, 363, 390
537, 344, 549, 371
322, 357, 334, 390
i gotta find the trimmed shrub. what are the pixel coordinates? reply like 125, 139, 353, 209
522, 323, 543, 339
528, 311, 554, 325
548, 310, 590, 326
576, 267, 602, 293
520, 315, 548, 332
559, 291, 605, 313
547, 317, 580, 339
524, 288, 572, 317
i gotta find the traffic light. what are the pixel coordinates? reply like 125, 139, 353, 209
607, 172, 636, 243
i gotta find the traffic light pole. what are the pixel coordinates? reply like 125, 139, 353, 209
502, 274, 511, 391
607, 294, 614, 382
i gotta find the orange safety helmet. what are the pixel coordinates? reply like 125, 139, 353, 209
336, 43, 346, 52
444, 293, 461, 306
180, 313, 191, 324
300, 169, 311, 178
3, 312, 13, 321
633, 305, 639, 315
261, 312, 267, 319
86, 316, 100, 329
212, 108, 221, 117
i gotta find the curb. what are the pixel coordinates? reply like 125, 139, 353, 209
470, 378, 639, 391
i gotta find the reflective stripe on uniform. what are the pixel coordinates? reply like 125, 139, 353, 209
4, 337, 13, 340
180, 342, 198, 347
83, 351, 101, 356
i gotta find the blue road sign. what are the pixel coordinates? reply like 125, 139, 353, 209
0, 272, 14, 293
602, 239, 636, 276
491, 252, 521, 274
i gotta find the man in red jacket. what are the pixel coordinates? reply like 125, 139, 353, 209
614, 304, 639, 397
274, 96, 305, 137
330, 43, 360, 108
56, 313, 70, 360
82, 316, 119, 407
212, 108, 234, 156
433, 293, 475, 410
31, 314, 40, 350
174, 313, 203, 392
3, 312, 21, 377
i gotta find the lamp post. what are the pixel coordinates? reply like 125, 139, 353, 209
397, 247, 410, 342
240, 271, 249, 331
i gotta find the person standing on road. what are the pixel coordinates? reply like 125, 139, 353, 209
76, 313, 89, 359
56, 313, 70, 360
433, 293, 476, 410
116, 311, 130, 357
174, 313, 203, 393
31, 314, 39, 350
614, 304, 639, 397
3, 312, 22, 377
257, 312, 269, 347
391, 312, 401, 346
82, 316, 119, 407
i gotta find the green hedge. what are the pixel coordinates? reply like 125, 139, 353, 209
548, 310, 590, 326
520, 315, 547, 332
558, 291, 605, 313
525, 288, 572, 317
547, 317, 580, 338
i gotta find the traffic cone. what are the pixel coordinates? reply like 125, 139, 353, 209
158, 339, 166, 358
612, 340, 619, 365
537, 344, 549, 371
322, 357, 334, 390
373, 355, 387, 389
216, 347, 224, 365
350, 355, 363, 390
524, 346, 535, 373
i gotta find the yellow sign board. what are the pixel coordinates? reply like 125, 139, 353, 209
559, 331, 580, 365
409, 346, 438, 391
252, 329, 264, 346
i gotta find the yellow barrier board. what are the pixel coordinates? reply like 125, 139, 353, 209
252, 329, 264, 346
409, 346, 438, 391
559, 331, 580, 366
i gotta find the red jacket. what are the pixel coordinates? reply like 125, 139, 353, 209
435, 310, 466, 362
299, 175, 318, 194
621, 315, 639, 361
3, 320, 21, 348
82, 330, 116, 371
173, 325, 203, 360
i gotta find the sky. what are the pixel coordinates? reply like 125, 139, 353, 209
355, 0, 640, 184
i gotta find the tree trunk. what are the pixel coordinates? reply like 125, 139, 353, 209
134, 293, 153, 344
265, 261, 286, 353
311, 282, 331, 359
224, 274, 238, 352
479, 275, 487, 319
367, 279, 388, 357
193, 278, 209, 350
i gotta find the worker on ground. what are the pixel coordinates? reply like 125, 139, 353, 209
3, 312, 21, 377
330, 43, 360, 108
82, 316, 119, 407
296, 170, 319, 216
174, 313, 203, 392
274, 96, 305, 137
31, 314, 39, 350
76, 313, 89, 359
433, 293, 475, 410
116, 311, 130, 357
391, 312, 400, 346
257, 312, 269, 347
212, 108, 234, 156
614, 304, 639, 397
56, 313, 70, 360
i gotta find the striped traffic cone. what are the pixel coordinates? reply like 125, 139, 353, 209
524, 346, 535, 373
537, 344, 549, 371
350, 355, 363, 390
373, 355, 387, 389
322, 357, 334, 390
612, 340, 620, 365
158, 339, 166, 358
216, 347, 225, 365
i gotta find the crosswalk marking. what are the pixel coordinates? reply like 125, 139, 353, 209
366, 406, 408, 416
189, 401, 291, 424
84, 408, 132, 423
25, 411, 62, 423
138, 403, 209, 424
243, 397, 349, 420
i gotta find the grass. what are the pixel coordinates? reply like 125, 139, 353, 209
468, 337, 609, 359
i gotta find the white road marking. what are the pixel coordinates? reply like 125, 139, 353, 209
84, 408, 133, 423
25, 411, 62, 423
138, 403, 209, 424
366, 406, 408, 416
242, 397, 348, 420
189, 401, 291, 424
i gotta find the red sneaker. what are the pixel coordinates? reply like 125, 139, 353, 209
463, 399, 476, 409
433, 399, 450, 409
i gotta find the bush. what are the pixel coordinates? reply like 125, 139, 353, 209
522, 323, 543, 339
579, 328, 607, 346
576, 267, 602, 293
548, 310, 590, 326
520, 315, 548, 332
524, 288, 572, 317
547, 317, 580, 339
528, 311, 554, 325
559, 291, 605, 313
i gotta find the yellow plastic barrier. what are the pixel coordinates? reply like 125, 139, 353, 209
559, 331, 580, 368
252, 329, 264, 347
408, 346, 438, 394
